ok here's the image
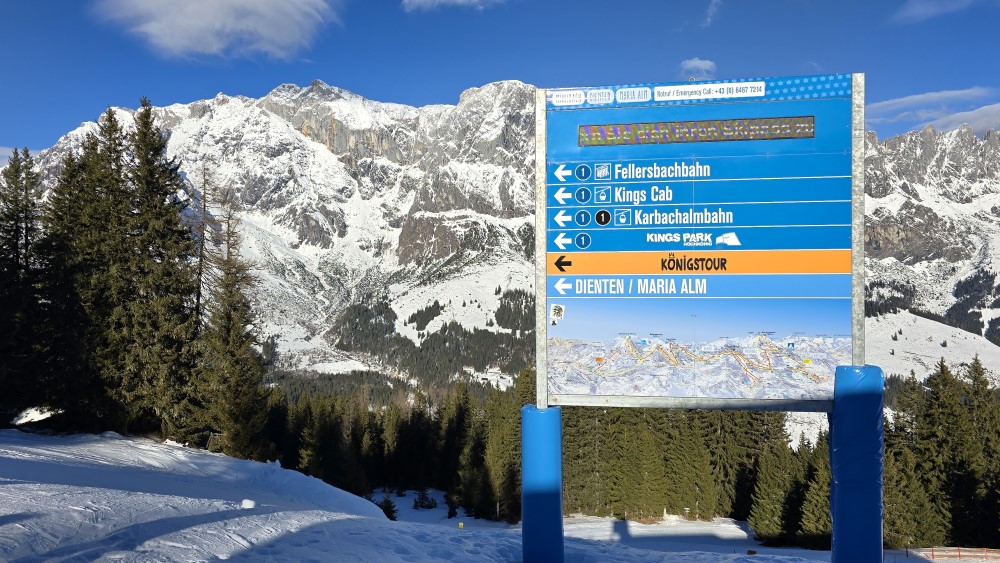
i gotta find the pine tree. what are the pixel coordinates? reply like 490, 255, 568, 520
657, 410, 717, 520
915, 358, 972, 543
604, 408, 643, 519
34, 148, 103, 424
87, 109, 138, 429
748, 443, 793, 543
634, 420, 670, 521
562, 405, 604, 516
123, 98, 198, 437
887, 374, 924, 452
704, 410, 741, 517
437, 382, 472, 495
376, 493, 398, 521
953, 356, 1000, 546
0, 148, 41, 418
297, 397, 328, 478
781, 434, 812, 539
884, 445, 944, 547
381, 401, 404, 490
687, 412, 719, 520
197, 189, 268, 459
798, 435, 831, 549
735, 411, 788, 520
398, 392, 436, 490
458, 413, 492, 518
483, 386, 520, 522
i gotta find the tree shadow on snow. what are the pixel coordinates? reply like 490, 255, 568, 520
221, 517, 781, 563
9, 507, 283, 563
0, 455, 260, 504
0, 513, 40, 528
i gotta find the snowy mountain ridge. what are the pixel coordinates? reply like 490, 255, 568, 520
23, 80, 1000, 384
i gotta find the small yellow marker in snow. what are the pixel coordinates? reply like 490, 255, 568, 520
458, 522, 464, 529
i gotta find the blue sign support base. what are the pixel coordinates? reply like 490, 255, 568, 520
521, 404, 564, 563
829, 365, 884, 562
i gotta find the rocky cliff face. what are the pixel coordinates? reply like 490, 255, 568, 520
865, 125, 1000, 315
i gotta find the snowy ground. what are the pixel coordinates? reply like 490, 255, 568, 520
0, 430, 925, 561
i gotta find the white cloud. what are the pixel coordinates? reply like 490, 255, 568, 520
402, 0, 504, 11
891, 0, 982, 23
867, 87, 1000, 136
867, 87, 996, 123
0, 147, 14, 163
702, 0, 723, 27
679, 58, 716, 81
94, 0, 340, 59
930, 102, 1000, 135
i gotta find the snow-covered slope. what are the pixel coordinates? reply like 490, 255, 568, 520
866, 310, 1000, 381
0, 429, 856, 561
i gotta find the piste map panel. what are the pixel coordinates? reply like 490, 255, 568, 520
540, 74, 858, 406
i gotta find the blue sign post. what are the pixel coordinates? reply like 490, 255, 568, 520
526, 74, 880, 562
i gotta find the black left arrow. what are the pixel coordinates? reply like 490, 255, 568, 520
554, 255, 573, 272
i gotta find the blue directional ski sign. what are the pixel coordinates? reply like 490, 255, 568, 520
534, 74, 865, 411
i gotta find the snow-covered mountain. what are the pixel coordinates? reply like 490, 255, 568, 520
26, 80, 1000, 383
865, 125, 1000, 382
33, 80, 537, 376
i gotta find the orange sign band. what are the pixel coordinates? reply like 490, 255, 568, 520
546, 249, 851, 275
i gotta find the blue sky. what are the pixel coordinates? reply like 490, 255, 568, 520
2, 0, 1000, 161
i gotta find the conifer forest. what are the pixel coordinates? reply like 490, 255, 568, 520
2, 104, 999, 550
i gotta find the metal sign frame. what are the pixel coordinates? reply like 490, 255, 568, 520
534, 74, 865, 412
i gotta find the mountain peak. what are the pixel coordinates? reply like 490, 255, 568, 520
264, 80, 360, 103
457, 80, 533, 105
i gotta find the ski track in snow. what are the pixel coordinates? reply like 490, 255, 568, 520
0, 429, 930, 562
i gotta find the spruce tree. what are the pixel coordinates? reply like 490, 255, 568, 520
952, 356, 1000, 546
780, 434, 812, 538
197, 190, 268, 459
0, 148, 41, 418
797, 434, 831, 548
604, 408, 643, 519
634, 421, 670, 521
704, 410, 744, 517
562, 405, 604, 516
381, 401, 404, 490
297, 397, 328, 478
35, 148, 104, 424
687, 411, 719, 520
437, 382, 472, 495
484, 386, 520, 522
748, 443, 792, 543
88, 109, 137, 428
887, 374, 924, 451
884, 445, 944, 548
123, 99, 198, 436
915, 358, 972, 543
458, 413, 492, 518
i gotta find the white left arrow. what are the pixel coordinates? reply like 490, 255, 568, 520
554, 278, 572, 295
554, 210, 571, 227
554, 186, 571, 205
554, 164, 572, 182
554, 232, 572, 250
